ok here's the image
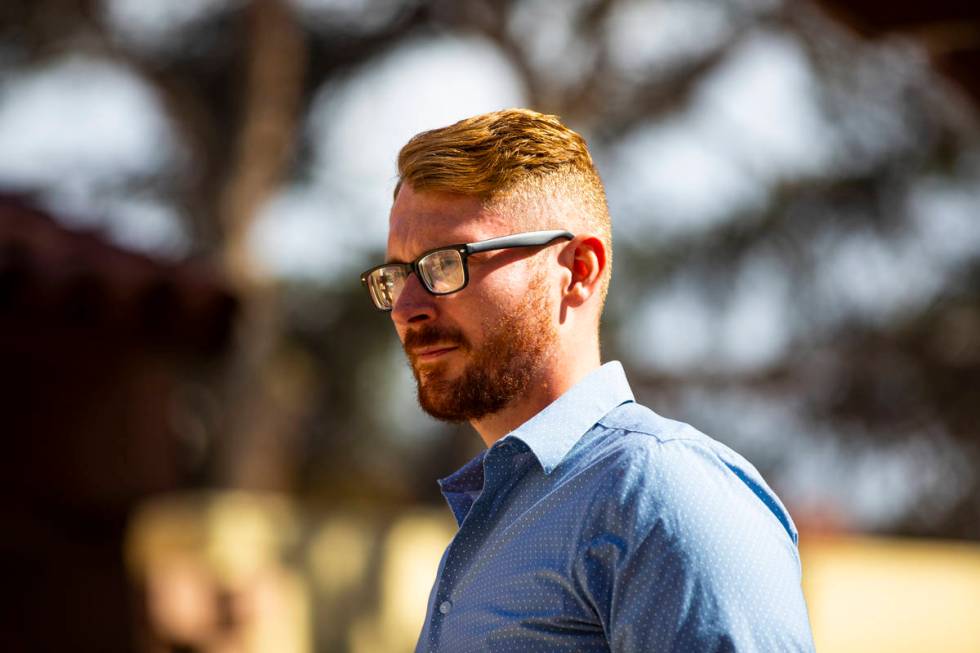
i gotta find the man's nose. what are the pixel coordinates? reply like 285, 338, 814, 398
391, 273, 436, 326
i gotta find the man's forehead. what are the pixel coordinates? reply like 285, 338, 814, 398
385, 187, 511, 259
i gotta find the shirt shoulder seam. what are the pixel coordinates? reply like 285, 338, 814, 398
595, 420, 703, 445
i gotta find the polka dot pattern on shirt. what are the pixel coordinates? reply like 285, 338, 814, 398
416, 362, 815, 653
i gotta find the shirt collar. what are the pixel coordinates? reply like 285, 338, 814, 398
505, 360, 634, 474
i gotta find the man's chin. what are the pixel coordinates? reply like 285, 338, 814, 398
417, 384, 469, 423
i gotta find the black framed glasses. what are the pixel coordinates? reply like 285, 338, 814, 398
360, 229, 574, 311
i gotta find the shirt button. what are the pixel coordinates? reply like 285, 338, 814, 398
439, 600, 453, 615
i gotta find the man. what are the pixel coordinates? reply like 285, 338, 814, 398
361, 109, 815, 652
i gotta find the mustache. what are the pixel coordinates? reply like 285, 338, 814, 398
403, 325, 468, 350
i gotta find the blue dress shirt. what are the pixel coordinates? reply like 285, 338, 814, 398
417, 361, 815, 652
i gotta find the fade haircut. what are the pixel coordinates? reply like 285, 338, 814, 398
395, 108, 612, 305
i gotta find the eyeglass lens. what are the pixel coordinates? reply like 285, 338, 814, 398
366, 249, 466, 309
367, 266, 407, 309
418, 249, 465, 294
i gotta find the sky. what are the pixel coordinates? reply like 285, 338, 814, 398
0, 56, 189, 257
250, 33, 527, 280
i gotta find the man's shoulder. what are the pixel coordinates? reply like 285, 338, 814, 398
589, 400, 768, 493
582, 400, 799, 544
595, 400, 710, 446
577, 401, 720, 482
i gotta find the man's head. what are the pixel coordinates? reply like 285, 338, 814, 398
378, 109, 611, 426
395, 109, 611, 304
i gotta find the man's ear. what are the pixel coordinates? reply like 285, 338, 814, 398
563, 236, 606, 307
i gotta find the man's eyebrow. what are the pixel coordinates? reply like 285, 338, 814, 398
383, 243, 455, 265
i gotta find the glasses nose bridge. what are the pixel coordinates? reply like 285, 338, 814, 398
407, 259, 425, 289
391, 264, 438, 324
403, 259, 436, 298
394, 261, 432, 304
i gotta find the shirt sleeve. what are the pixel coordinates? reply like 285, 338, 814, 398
576, 436, 816, 652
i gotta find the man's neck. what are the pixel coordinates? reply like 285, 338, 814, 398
470, 354, 601, 447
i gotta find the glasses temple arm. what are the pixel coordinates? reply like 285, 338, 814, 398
465, 230, 574, 254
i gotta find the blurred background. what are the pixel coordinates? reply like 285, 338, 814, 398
1, 0, 978, 651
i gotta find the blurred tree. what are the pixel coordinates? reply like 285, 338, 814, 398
215, 0, 308, 490
0, 0, 977, 539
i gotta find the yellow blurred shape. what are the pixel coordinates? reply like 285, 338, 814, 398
349, 510, 455, 653
126, 491, 310, 653
127, 491, 296, 586
206, 492, 296, 586
144, 555, 215, 643
243, 566, 311, 653
801, 534, 980, 653
307, 515, 372, 597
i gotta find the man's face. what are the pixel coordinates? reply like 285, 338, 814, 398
386, 185, 559, 422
